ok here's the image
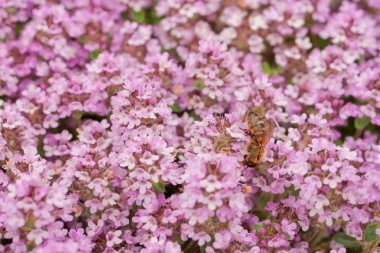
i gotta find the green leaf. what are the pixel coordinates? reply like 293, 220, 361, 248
173, 234, 184, 244
252, 210, 270, 221
258, 193, 272, 209
37, 137, 45, 157
262, 62, 271, 74
27, 241, 36, 252
189, 111, 201, 121
354, 117, 370, 129
199, 245, 206, 253
272, 66, 283, 74
25, 219, 34, 229
170, 103, 181, 113
262, 61, 283, 75
334, 139, 344, 146
306, 108, 318, 114
252, 224, 262, 231
15, 22, 25, 38
146, 8, 163, 25
90, 50, 101, 60
315, 36, 330, 50
132, 10, 146, 23
6, 7, 17, 14
121, 11, 129, 20
73, 111, 83, 120
77, 36, 86, 45
161, 48, 177, 55
152, 181, 165, 193
333, 232, 362, 248
364, 223, 380, 242
83, 208, 91, 218
194, 82, 205, 91
348, 248, 364, 253
289, 185, 300, 197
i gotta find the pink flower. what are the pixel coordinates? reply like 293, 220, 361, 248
199, 175, 222, 192
106, 230, 122, 247
0, 1, 379, 251
88, 178, 108, 196
330, 249, 346, 253
140, 151, 160, 165
213, 230, 232, 249
27, 229, 49, 245
281, 219, 297, 240
85, 199, 104, 214
268, 235, 288, 248
194, 231, 211, 246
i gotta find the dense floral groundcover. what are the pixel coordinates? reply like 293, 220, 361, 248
0, 0, 380, 252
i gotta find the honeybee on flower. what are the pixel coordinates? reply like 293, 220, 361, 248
241, 106, 275, 166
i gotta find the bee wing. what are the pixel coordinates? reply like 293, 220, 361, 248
245, 108, 259, 129
262, 119, 275, 146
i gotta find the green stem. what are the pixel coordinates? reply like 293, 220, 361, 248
183, 241, 196, 253
354, 127, 365, 139
309, 225, 326, 251
364, 237, 380, 253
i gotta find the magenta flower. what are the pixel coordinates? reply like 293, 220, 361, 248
27, 228, 49, 245
106, 230, 122, 247
0, 1, 379, 252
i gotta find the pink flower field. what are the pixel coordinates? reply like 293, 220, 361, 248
0, 0, 380, 252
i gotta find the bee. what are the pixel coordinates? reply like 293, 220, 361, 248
241, 106, 274, 166
212, 112, 236, 154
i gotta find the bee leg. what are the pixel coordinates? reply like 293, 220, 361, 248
250, 133, 260, 146
257, 145, 266, 162
243, 158, 256, 167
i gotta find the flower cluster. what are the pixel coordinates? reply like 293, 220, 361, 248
1, 0, 380, 252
